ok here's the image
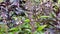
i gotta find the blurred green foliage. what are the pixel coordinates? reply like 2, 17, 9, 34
0, 0, 60, 34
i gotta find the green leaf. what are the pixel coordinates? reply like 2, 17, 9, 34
13, 17, 17, 20
9, 32, 14, 34
25, 29, 31, 32
40, 16, 50, 18
22, 23, 30, 28
50, 12, 56, 18
37, 25, 47, 31
24, 19, 30, 23
9, 27, 19, 32
0, 32, 3, 34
